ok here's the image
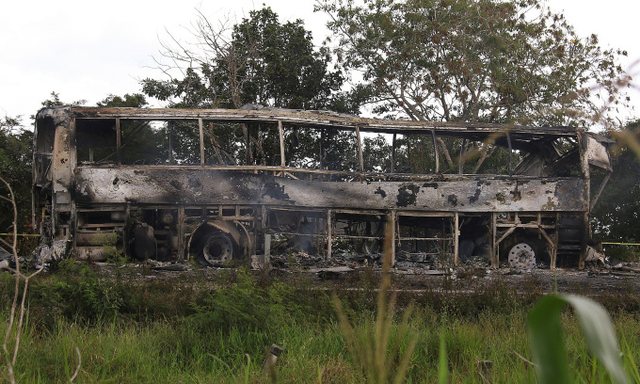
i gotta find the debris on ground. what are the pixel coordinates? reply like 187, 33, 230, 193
585, 245, 607, 264
149, 262, 191, 272
612, 263, 640, 273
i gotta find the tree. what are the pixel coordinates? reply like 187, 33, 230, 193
97, 93, 148, 108
592, 121, 640, 242
317, 0, 630, 126
40, 91, 86, 109
141, 7, 363, 169
0, 117, 32, 233
142, 7, 357, 112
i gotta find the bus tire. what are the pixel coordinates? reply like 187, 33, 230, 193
195, 231, 235, 267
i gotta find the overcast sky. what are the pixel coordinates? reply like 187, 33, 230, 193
1, 0, 638, 126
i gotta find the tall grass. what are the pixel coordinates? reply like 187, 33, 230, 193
2, 306, 639, 383
331, 221, 418, 383
0, 259, 639, 382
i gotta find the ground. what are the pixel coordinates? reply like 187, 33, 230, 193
93, 260, 640, 297
3, 260, 640, 382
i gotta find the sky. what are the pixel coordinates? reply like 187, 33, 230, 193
1, 0, 639, 127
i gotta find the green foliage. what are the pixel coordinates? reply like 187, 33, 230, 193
317, 0, 629, 126
605, 245, 640, 262
592, 121, 640, 242
2, 270, 640, 382
32, 262, 126, 323
142, 7, 358, 113
0, 116, 33, 233
188, 269, 298, 332
227, 8, 345, 111
97, 93, 148, 107
40, 91, 86, 108
2, 286, 639, 382
141, 8, 366, 171
528, 294, 628, 384
438, 334, 448, 384
40, 91, 65, 108
333, 293, 416, 383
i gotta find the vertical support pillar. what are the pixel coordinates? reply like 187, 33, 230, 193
177, 206, 185, 261
431, 129, 439, 173
552, 213, 560, 270
243, 123, 251, 164
168, 124, 174, 164
123, 203, 131, 258
258, 205, 268, 263
453, 212, 460, 266
355, 126, 364, 173
319, 128, 325, 170
458, 139, 466, 175
264, 234, 271, 265
326, 209, 332, 259
115, 118, 121, 164
31, 188, 36, 232
384, 211, 396, 267
260, 205, 268, 233
70, 200, 77, 253
198, 118, 205, 165
490, 212, 498, 268
278, 120, 286, 172
550, 238, 558, 270
391, 133, 397, 173
590, 172, 612, 210
577, 129, 590, 270
506, 132, 513, 176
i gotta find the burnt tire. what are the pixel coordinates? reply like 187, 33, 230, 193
501, 234, 549, 269
195, 232, 235, 267
507, 242, 536, 270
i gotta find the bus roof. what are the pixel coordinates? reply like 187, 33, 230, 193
38, 106, 593, 144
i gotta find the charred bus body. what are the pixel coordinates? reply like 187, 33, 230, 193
33, 107, 612, 269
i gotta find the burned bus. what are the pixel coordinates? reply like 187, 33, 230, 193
32, 107, 612, 269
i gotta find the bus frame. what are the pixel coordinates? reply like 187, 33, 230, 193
32, 106, 613, 269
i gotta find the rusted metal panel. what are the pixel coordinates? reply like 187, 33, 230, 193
72, 167, 585, 212
39, 106, 580, 138
585, 136, 612, 170
51, 117, 75, 210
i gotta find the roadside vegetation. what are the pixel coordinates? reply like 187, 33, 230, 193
0, 264, 638, 383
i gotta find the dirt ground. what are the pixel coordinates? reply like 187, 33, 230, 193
89, 260, 640, 300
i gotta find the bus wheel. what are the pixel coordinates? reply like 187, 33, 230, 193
507, 242, 536, 270
197, 232, 234, 267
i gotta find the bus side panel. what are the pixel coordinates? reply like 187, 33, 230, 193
72, 168, 586, 213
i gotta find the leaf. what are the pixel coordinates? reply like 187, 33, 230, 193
527, 294, 628, 384
438, 333, 448, 384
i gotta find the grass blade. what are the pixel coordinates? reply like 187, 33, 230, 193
527, 294, 628, 384
562, 295, 627, 384
438, 333, 448, 384
528, 295, 570, 384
